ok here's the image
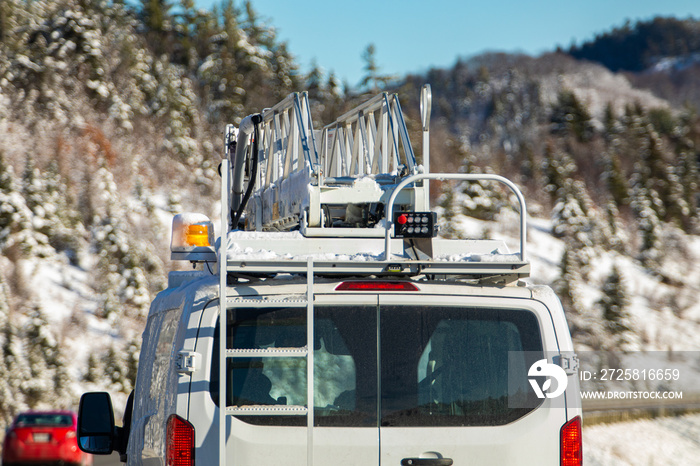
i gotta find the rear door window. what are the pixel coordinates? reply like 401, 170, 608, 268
211, 303, 543, 428
380, 306, 544, 427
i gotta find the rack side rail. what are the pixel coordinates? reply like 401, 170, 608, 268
383, 173, 528, 262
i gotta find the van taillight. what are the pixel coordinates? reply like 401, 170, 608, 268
166, 414, 194, 466
335, 281, 419, 291
560, 416, 582, 466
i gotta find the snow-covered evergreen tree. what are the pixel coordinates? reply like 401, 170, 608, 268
0, 152, 40, 261
43, 159, 85, 260
629, 173, 664, 269
21, 303, 70, 408
126, 337, 140, 389
104, 344, 132, 394
20, 155, 54, 258
554, 246, 604, 349
83, 353, 101, 384
598, 265, 634, 350
601, 148, 629, 208
550, 89, 594, 142
553, 246, 589, 343
0, 274, 23, 424
90, 166, 159, 318
542, 143, 576, 203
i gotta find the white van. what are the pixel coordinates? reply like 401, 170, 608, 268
76, 89, 582, 466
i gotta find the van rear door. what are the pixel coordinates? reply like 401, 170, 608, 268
211, 292, 566, 465
216, 295, 380, 466
377, 295, 566, 466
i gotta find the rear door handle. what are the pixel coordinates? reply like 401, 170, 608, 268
401, 459, 453, 466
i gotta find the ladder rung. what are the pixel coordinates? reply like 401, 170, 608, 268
226, 347, 308, 358
226, 405, 308, 416
226, 298, 308, 308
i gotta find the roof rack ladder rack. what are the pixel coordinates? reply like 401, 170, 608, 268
234, 90, 427, 235
219, 159, 315, 465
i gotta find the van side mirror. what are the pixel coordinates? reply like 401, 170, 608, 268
77, 392, 116, 455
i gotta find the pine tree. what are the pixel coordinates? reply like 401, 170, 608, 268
604, 200, 629, 253
359, 44, 394, 93
198, 0, 249, 123
550, 89, 594, 142
602, 148, 629, 207
437, 188, 462, 239
676, 147, 699, 230
104, 345, 133, 393
21, 304, 67, 408
20, 155, 54, 258
126, 338, 140, 389
553, 246, 590, 344
139, 0, 175, 57
629, 131, 666, 268
43, 159, 85, 260
84, 354, 101, 384
306, 61, 324, 102
629, 175, 663, 268
0, 275, 23, 424
598, 265, 632, 349
90, 166, 160, 318
0, 152, 36, 262
542, 143, 575, 203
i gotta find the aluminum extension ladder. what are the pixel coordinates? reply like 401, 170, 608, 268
232, 87, 432, 234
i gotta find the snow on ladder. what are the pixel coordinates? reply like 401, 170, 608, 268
229, 89, 430, 236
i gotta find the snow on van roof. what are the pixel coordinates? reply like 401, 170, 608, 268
219, 231, 520, 263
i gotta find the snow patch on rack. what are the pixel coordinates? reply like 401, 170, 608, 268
221, 231, 381, 262
220, 231, 519, 263
436, 252, 519, 262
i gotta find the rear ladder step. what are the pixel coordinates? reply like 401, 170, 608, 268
226, 405, 309, 416
226, 347, 309, 358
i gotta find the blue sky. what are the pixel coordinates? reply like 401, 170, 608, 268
194, 0, 700, 88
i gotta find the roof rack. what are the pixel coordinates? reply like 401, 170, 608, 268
171, 86, 532, 285
216, 164, 530, 284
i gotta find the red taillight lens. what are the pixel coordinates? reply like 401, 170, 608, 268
561, 416, 582, 466
166, 415, 194, 466
335, 281, 419, 291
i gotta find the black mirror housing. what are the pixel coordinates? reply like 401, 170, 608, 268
77, 392, 116, 455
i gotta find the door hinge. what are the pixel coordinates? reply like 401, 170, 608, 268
176, 350, 198, 374
554, 352, 579, 375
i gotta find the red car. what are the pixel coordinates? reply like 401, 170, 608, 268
2, 410, 92, 466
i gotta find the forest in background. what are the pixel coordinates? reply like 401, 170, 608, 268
1, 1, 700, 426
